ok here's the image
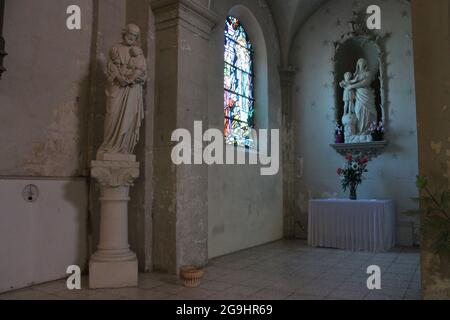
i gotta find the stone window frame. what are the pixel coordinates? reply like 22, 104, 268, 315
225, 5, 269, 152
224, 16, 256, 149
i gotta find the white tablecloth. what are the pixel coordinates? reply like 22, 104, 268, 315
308, 199, 396, 253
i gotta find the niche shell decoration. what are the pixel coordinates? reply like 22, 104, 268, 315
331, 11, 389, 159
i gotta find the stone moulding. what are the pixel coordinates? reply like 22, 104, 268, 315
151, 0, 219, 40
330, 141, 388, 159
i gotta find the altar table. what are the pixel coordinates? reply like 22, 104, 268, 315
308, 199, 396, 253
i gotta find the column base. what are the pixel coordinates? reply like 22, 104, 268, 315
89, 258, 138, 289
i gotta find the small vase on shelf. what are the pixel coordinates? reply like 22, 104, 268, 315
335, 134, 344, 144
371, 132, 384, 142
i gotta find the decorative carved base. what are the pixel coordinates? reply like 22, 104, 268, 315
345, 134, 373, 144
89, 158, 140, 289
331, 141, 388, 160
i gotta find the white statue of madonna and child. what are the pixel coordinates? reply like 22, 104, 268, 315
97, 24, 147, 162
340, 58, 378, 144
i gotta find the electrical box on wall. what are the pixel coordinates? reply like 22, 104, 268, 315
22, 184, 39, 203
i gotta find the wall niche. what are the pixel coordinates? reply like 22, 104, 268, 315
331, 11, 389, 158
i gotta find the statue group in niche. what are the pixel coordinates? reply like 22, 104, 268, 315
340, 58, 378, 143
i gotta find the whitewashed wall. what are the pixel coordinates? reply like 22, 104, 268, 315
207, 0, 283, 259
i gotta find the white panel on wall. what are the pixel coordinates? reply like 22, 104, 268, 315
0, 178, 88, 293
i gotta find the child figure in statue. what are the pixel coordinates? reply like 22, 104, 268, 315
340, 72, 358, 143
124, 46, 146, 85
341, 72, 355, 115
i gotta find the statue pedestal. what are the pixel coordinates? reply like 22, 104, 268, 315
330, 140, 389, 160
89, 159, 140, 289
96, 151, 136, 162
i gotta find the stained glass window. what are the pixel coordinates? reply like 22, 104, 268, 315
224, 16, 255, 148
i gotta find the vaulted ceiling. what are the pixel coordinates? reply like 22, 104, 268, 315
266, 0, 328, 65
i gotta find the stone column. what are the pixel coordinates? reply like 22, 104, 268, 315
150, 0, 218, 274
279, 66, 297, 239
89, 159, 140, 289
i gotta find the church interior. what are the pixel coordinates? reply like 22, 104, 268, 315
0, 0, 449, 301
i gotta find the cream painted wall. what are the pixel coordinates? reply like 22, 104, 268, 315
0, 178, 88, 293
207, 0, 283, 259
291, 0, 419, 246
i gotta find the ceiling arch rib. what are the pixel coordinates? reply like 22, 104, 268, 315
266, 0, 329, 66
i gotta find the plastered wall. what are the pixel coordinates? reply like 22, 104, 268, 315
207, 0, 283, 259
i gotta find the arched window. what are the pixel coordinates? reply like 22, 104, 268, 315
224, 16, 255, 148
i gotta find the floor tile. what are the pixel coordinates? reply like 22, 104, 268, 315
0, 240, 422, 301
198, 280, 234, 292
326, 288, 368, 300
221, 285, 262, 297
248, 288, 294, 300
0, 288, 62, 300
285, 293, 324, 300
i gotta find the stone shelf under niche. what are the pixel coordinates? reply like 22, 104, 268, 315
330, 141, 388, 159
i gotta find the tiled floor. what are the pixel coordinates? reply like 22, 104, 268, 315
0, 240, 421, 300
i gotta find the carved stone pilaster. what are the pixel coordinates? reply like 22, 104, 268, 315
150, 0, 216, 274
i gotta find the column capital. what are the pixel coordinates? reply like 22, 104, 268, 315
91, 160, 140, 188
151, 0, 219, 39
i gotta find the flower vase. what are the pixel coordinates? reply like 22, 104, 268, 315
335, 134, 344, 144
349, 184, 357, 200
371, 132, 384, 142
180, 266, 204, 288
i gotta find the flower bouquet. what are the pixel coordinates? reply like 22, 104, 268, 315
337, 154, 369, 200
